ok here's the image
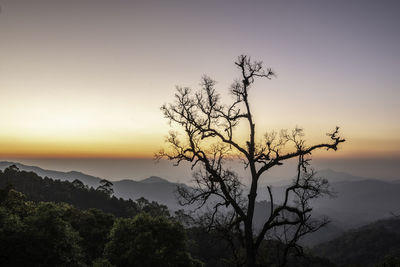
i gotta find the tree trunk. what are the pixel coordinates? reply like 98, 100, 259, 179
246, 244, 257, 267
245, 223, 257, 267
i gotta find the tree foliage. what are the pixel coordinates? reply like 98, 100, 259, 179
0, 192, 86, 266
0, 167, 201, 266
0, 184, 201, 267
105, 213, 202, 267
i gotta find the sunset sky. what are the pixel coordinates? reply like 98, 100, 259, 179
1, 0, 400, 179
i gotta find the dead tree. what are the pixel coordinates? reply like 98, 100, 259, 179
157, 55, 345, 267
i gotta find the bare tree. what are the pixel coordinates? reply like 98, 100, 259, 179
157, 55, 345, 267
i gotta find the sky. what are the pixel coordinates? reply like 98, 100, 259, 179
0, 0, 399, 179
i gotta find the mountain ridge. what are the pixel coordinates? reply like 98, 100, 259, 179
2, 161, 400, 228
140, 176, 171, 184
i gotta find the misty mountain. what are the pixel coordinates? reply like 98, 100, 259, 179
140, 176, 171, 184
315, 179, 400, 224
311, 168, 367, 183
259, 169, 400, 229
252, 200, 346, 247
112, 178, 184, 210
259, 168, 367, 188
254, 169, 400, 246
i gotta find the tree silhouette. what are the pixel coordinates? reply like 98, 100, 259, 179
72, 179, 86, 190
96, 179, 114, 197
157, 55, 345, 267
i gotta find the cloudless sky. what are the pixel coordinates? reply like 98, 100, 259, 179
0, 0, 399, 179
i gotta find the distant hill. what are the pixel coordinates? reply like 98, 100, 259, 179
0, 161, 101, 188
258, 168, 367, 187
313, 168, 367, 182
0, 161, 184, 210
252, 200, 346, 247
113, 179, 184, 210
259, 169, 400, 229
140, 176, 170, 184
313, 217, 400, 266
310, 179, 400, 227
0, 165, 140, 217
255, 169, 400, 246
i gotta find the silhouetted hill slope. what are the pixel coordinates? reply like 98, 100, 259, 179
313, 217, 400, 266
0, 161, 101, 188
0, 165, 169, 218
0, 161, 183, 210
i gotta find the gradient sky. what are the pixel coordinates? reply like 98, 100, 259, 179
1, 1, 400, 171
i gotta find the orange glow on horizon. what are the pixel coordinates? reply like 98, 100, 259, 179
0, 137, 162, 159
1, 133, 399, 160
